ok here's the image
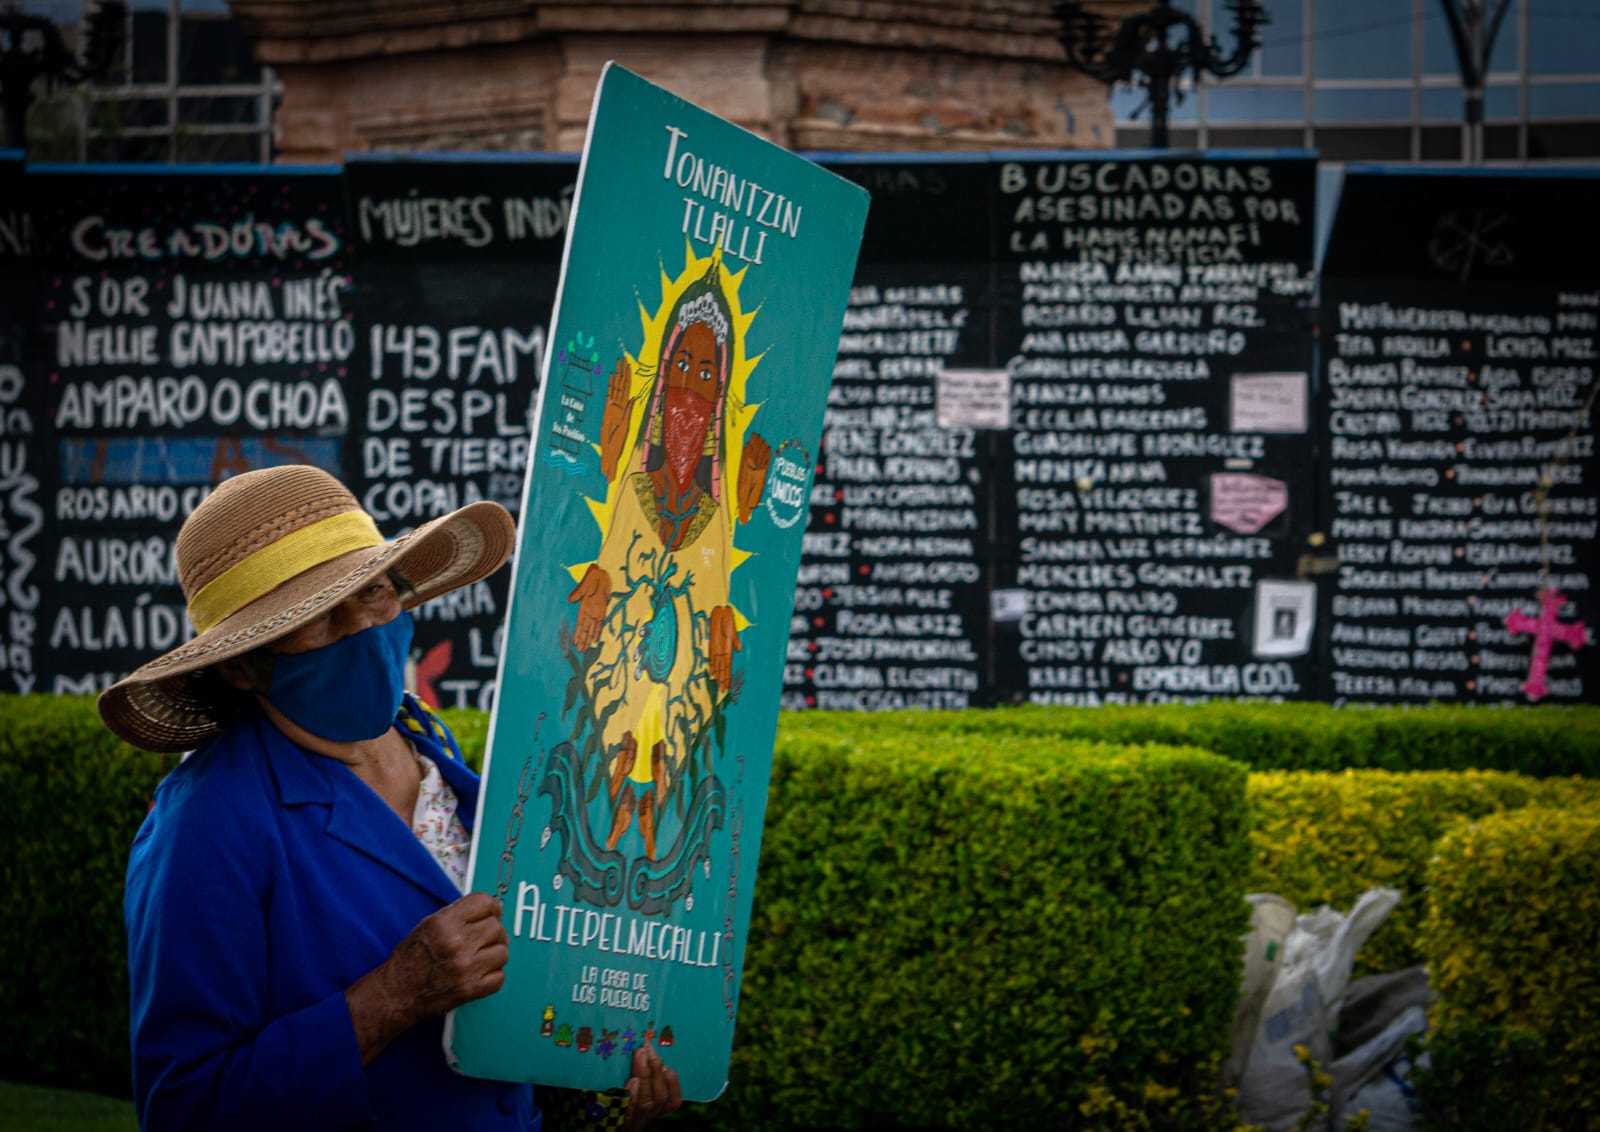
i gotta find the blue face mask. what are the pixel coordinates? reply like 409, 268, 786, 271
265, 609, 414, 742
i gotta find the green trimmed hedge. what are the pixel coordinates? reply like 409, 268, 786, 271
0, 696, 173, 1097
777, 703, 1600, 778
10, 693, 1599, 1128
438, 705, 489, 767
1245, 769, 1600, 975
1421, 807, 1600, 1129
6, 696, 1250, 1129
719, 731, 1251, 1130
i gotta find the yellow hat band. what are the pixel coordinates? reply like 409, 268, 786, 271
187, 511, 386, 634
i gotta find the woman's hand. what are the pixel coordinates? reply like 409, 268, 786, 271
345, 893, 510, 1065
623, 1043, 682, 1130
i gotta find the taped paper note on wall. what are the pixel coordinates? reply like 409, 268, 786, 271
1231, 372, 1308, 433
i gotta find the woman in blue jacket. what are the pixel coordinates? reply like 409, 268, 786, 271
101, 464, 681, 1131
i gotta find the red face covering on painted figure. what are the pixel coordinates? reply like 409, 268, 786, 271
662, 321, 719, 489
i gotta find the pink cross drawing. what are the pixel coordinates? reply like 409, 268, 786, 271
1502, 589, 1588, 701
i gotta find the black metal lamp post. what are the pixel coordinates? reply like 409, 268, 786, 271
0, 1, 126, 151
1439, 0, 1513, 164
1054, 0, 1266, 149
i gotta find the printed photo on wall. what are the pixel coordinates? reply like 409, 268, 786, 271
1252, 579, 1316, 658
442, 64, 868, 1099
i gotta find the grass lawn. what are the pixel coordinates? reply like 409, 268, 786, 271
0, 1082, 137, 1132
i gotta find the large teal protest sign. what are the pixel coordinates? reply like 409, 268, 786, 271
445, 65, 867, 1099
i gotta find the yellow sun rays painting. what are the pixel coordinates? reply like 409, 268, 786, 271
577, 245, 760, 601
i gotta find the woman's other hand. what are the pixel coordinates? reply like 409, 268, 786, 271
623, 1043, 682, 1131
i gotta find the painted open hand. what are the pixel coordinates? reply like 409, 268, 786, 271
738, 433, 771, 525
568, 563, 611, 652
709, 604, 740, 689
600, 358, 632, 480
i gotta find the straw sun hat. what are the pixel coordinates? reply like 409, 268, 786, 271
98, 464, 515, 753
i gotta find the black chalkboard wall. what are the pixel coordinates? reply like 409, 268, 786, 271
787, 157, 999, 710
31, 166, 351, 694
1318, 169, 1600, 705
0, 153, 42, 696
7, 156, 1596, 710
993, 154, 1319, 704
345, 156, 574, 710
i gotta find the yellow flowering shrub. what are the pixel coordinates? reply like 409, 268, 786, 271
1422, 806, 1600, 1128
1244, 770, 1600, 974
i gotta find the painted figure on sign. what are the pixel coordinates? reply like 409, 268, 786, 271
545, 250, 769, 917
